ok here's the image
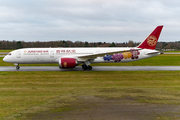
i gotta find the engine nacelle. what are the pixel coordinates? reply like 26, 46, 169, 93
59, 58, 78, 68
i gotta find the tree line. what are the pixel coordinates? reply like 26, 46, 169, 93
0, 40, 179, 50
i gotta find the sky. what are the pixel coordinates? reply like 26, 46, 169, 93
0, 0, 180, 43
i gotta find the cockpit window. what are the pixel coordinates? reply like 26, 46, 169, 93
8, 53, 12, 55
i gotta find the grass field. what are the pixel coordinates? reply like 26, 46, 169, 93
1, 71, 180, 119
0, 50, 12, 53
1, 52, 180, 119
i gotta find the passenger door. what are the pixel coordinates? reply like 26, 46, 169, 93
50, 51, 55, 58
17, 51, 21, 58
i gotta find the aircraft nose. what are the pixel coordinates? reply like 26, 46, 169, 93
3, 56, 7, 62
3, 56, 12, 62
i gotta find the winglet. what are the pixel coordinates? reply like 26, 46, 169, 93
137, 25, 163, 50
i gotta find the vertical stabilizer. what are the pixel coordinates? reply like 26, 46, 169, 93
137, 25, 163, 50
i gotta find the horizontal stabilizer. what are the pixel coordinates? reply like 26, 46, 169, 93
146, 51, 160, 55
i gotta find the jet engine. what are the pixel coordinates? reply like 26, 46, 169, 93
59, 58, 78, 68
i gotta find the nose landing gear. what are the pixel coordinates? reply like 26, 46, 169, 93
16, 65, 20, 70
14, 63, 20, 70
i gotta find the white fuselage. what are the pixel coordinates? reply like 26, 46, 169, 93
2, 25, 163, 70
3, 47, 160, 64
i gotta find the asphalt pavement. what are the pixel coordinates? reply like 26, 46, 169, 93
0, 66, 180, 71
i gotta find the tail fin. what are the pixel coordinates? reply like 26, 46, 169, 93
137, 25, 163, 50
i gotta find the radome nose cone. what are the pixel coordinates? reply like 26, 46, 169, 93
3, 56, 7, 62
3, 56, 10, 62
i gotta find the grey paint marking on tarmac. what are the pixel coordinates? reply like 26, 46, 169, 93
0, 66, 180, 71
164, 52, 180, 54
0, 53, 8, 55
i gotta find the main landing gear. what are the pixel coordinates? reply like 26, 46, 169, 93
82, 64, 92, 70
82, 61, 92, 70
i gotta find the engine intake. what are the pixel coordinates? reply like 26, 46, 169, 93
59, 58, 78, 68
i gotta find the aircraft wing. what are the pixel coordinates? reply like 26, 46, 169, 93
76, 48, 142, 62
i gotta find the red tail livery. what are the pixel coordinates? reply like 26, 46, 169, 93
137, 25, 163, 50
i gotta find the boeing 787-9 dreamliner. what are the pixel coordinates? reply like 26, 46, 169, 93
3, 25, 163, 70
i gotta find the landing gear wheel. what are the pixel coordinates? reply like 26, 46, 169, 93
87, 65, 92, 70
16, 66, 20, 70
82, 64, 88, 70
82, 65, 92, 70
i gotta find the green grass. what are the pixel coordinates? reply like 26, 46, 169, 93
0, 50, 12, 53
1, 54, 180, 66
1, 71, 180, 119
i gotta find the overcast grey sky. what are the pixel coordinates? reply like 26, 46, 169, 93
0, 0, 179, 42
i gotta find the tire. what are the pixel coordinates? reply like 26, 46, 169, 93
87, 66, 92, 70
82, 65, 88, 70
16, 66, 20, 70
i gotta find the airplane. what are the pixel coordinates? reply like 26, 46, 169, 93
3, 25, 163, 70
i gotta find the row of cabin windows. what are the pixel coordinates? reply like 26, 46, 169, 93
23, 53, 93, 55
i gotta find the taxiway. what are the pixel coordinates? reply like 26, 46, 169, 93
0, 66, 180, 71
